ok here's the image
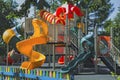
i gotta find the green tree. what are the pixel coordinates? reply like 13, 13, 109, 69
18, 0, 113, 25
114, 7, 120, 27
78, 0, 113, 32
16, 0, 50, 17
104, 7, 120, 49
112, 7, 120, 49
103, 19, 114, 35
53, 0, 113, 23
49, 0, 113, 33
0, 0, 19, 55
0, 0, 50, 36
0, 0, 19, 35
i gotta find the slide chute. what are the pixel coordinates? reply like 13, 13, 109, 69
3, 18, 48, 70
16, 19, 48, 70
40, 10, 65, 25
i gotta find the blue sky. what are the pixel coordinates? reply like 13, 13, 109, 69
109, 0, 120, 19
16, 0, 120, 20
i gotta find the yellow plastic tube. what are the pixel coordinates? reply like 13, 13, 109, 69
16, 18, 48, 70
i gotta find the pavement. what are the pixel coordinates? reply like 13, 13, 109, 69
74, 74, 116, 80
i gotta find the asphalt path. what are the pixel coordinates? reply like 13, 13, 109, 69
74, 74, 116, 80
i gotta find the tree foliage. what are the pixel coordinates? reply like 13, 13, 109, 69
0, 0, 18, 35
104, 7, 120, 49
0, 0, 114, 40
103, 19, 114, 35
50, 0, 113, 33
111, 8, 120, 49
79, 0, 113, 26
0, 0, 19, 53
15, 0, 50, 17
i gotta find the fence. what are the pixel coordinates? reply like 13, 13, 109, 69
0, 66, 71, 80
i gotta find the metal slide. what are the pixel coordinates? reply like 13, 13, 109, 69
99, 39, 120, 74
3, 19, 48, 69
100, 56, 115, 72
16, 19, 48, 70
100, 56, 120, 74
60, 34, 94, 73
60, 51, 91, 73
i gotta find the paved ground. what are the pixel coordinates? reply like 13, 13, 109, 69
74, 74, 116, 80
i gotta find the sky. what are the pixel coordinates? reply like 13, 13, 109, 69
15, 0, 120, 21
109, 0, 120, 20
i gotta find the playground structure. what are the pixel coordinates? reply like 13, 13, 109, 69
0, 2, 120, 80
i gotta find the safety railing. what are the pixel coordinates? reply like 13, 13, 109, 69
70, 27, 84, 54
0, 66, 71, 80
109, 27, 120, 74
110, 27, 120, 64
111, 43, 120, 64
69, 29, 78, 48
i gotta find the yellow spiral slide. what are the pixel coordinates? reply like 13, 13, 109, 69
3, 18, 48, 70
16, 19, 48, 70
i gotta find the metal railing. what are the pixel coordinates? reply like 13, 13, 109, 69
69, 29, 78, 48
69, 28, 84, 52
110, 27, 120, 74
111, 43, 120, 64
110, 27, 120, 64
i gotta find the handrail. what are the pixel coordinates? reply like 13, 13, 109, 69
69, 29, 84, 48
69, 30, 78, 47
111, 43, 120, 55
